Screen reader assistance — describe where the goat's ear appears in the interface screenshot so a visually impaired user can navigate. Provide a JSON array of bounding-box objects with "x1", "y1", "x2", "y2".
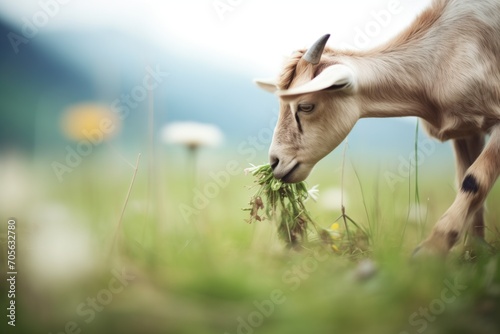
[
  {"x1": 254, "y1": 78, "x2": 278, "y2": 94},
  {"x1": 278, "y1": 65, "x2": 354, "y2": 96}
]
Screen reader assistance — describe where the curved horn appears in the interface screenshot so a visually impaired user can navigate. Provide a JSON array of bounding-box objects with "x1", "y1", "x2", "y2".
[{"x1": 302, "y1": 34, "x2": 330, "y2": 65}]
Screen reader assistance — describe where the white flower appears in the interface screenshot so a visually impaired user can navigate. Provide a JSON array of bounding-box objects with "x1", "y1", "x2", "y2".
[
  {"x1": 307, "y1": 184, "x2": 320, "y2": 202},
  {"x1": 161, "y1": 121, "x2": 223, "y2": 149}
]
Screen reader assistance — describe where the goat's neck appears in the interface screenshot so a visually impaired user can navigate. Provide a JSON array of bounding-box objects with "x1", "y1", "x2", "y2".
[{"x1": 347, "y1": 52, "x2": 435, "y2": 122}]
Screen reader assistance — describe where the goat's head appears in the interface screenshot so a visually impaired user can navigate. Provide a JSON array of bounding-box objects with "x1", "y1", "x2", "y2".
[{"x1": 255, "y1": 34, "x2": 359, "y2": 183}]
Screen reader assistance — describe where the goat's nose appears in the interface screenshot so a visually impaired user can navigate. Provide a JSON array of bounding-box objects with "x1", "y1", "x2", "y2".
[{"x1": 270, "y1": 154, "x2": 280, "y2": 171}]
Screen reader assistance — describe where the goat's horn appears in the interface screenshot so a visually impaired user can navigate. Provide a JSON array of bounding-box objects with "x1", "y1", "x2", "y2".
[{"x1": 302, "y1": 34, "x2": 330, "y2": 65}]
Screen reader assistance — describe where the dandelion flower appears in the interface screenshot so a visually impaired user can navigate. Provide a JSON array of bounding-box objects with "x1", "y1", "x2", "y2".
[
  {"x1": 161, "y1": 121, "x2": 223, "y2": 149},
  {"x1": 161, "y1": 122, "x2": 224, "y2": 200},
  {"x1": 61, "y1": 103, "x2": 120, "y2": 141}
]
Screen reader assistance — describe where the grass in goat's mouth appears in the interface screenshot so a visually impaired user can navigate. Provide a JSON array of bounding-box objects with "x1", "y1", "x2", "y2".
[
  {"x1": 244, "y1": 163, "x2": 317, "y2": 248},
  {"x1": 244, "y1": 163, "x2": 370, "y2": 254}
]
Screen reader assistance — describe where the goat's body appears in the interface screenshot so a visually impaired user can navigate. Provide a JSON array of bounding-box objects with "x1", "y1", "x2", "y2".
[
  {"x1": 354, "y1": 0, "x2": 500, "y2": 254},
  {"x1": 345, "y1": 0, "x2": 500, "y2": 141},
  {"x1": 256, "y1": 0, "x2": 500, "y2": 255},
  {"x1": 417, "y1": 0, "x2": 500, "y2": 140}
]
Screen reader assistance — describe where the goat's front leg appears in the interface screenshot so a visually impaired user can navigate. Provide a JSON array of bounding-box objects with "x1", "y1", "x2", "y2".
[
  {"x1": 452, "y1": 135, "x2": 486, "y2": 239},
  {"x1": 415, "y1": 126, "x2": 500, "y2": 256}
]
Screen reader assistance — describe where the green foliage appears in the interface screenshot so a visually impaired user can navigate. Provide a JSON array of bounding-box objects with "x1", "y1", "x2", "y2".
[
  {"x1": 244, "y1": 164, "x2": 319, "y2": 247},
  {"x1": 5, "y1": 152, "x2": 500, "y2": 334}
]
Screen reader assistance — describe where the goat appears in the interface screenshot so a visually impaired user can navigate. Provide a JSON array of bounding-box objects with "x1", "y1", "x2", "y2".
[{"x1": 254, "y1": 0, "x2": 500, "y2": 256}]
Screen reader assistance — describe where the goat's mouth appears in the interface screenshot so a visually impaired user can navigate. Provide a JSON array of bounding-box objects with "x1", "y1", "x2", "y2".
[
  {"x1": 270, "y1": 151, "x2": 315, "y2": 183},
  {"x1": 273, "y1": 161, "x2": 312, "y2": 184},
  {"x1": 280, "y1": 163, "x2": 301, "y2": 183}
]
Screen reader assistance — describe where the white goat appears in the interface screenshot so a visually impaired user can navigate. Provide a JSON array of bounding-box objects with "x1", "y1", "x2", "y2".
[{"x1": 255, "y1": 0, "x2": 500, "y2": 255}]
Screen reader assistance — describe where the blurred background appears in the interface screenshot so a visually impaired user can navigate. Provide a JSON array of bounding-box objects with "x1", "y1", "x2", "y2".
[
  {"x1": 0, "y1": 0, "x2": 440, "y2": 156},
  {"x1": 1, "y1": 1, "x2": 500, "y2": 334}
]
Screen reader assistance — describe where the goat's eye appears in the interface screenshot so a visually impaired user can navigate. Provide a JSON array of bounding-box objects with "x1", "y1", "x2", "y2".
[{"x1": 298, "y1": 104, "x2": 315, "y2": 113}]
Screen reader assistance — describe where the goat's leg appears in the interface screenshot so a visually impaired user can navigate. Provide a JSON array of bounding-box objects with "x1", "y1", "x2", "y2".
[
  {"x1": 452, "y1": 135, "x2": 486, "y2": 239},
  {"x1": 415, "y1": 126, "x2": 500, "y2": 256}
]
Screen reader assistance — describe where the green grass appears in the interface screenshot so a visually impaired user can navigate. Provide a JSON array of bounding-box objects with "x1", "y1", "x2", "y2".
[{"x1": 1, "y1": 146, "x2": 500, "y2": 334}]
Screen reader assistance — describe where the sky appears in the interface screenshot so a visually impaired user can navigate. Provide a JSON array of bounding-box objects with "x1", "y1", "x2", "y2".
[{"x1": 0, "y1": 0, "x2": 433, "y2": 74}]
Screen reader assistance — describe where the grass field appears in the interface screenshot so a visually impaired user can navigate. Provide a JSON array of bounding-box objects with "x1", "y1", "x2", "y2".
[{"x1": 1, "y1": 143, "x2": 500, "y2": 334}]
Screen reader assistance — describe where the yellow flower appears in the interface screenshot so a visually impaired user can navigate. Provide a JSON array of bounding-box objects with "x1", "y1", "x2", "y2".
[
  {"x1": 330, "y1": 222, "x2": 342, "y2": 240},
  {"x1": 61, "y1": 103, "x2": 120, "y2": 141}
]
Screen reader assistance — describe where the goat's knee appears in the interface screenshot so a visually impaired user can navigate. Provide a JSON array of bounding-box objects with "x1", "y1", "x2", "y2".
[
  {"x1": 415, "y1": 125, "x2": 500, "y2": 257},
  {"x1": 421, "y1": 176, "x2": 487, "y2": 253}
]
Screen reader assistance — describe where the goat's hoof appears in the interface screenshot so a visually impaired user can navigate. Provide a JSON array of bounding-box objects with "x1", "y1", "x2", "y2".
[{"x1": 412, "y1": 238, "x2": 449, "y2": 261}]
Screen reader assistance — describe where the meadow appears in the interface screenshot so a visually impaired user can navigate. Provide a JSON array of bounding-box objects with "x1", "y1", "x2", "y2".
[
  {"x1": 1, "y1": 135, "x2": 500, "y2": 334},
  {"x1": 2, "y1": 1, "x2": 500, "y2": 333}
]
